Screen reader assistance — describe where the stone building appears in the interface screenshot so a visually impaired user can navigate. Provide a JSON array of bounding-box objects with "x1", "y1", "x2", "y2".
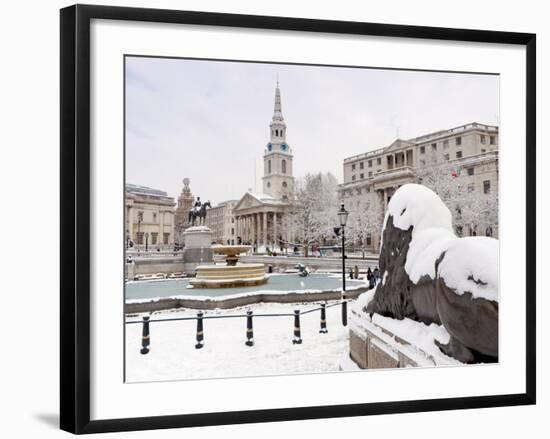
[
  {"x1": 174, "y1": 177, "x2": 195, "y2": 244},
  {"x1": 125, "y1": 184, "x2": 176, "y2": 250},
  {"x1": 204, "y1": 199, "x2": 238, "y2": 245},
  {"x1": 232, "y1": 81, "x2": 295, "y2": 250},
  {"x1": 339, "y1": 122, "x2": 499, "y2": 252}
]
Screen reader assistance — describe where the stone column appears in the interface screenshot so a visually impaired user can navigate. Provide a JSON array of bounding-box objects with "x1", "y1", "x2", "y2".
[
  {"x1": 254, "y1": 213, "x2": 260, "y2": 244},
  {"x1": 262, "y1": 212, "x2": 267, "y2": 246},
  {"x1": 273, "y1": 212, "x2": 278, "y2": 250},
  {"x1": 236, "y1": 216, "x2": 241, "y2": 242},
  {"x1": 159, "y1": 209, "x2": 164, "y2": 247},
  {"x1": 127, "y1": 206, "x2": 133, "y2": 243}
]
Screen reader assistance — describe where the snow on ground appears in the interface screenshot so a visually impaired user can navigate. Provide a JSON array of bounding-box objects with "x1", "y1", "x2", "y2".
[{"x1": 125, "y1": 300, "x2": 352, "y2": 382}]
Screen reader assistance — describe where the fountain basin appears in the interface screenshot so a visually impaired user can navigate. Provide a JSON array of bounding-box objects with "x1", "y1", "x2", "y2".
[{"x1": 189, "y1": 263, "x2": 268, "y2": 288}]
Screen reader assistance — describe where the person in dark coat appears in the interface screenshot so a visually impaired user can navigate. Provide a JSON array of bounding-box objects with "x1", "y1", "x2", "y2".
[
  {"x1": 373, "y1": 267, "x2": 381, "y2": 283},
  {"x1": 369, "y1": 275, "x2": 376, "y2": 289}
]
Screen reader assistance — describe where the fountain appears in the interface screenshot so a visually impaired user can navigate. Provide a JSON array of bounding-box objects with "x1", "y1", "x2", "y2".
[{"x1": 189, "y1": 245, "x2": 269, "y2": 288}]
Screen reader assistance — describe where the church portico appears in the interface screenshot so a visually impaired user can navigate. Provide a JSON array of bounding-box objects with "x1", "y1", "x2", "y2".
[{"x1": 234, "y1": 199, "x2": 287, "y2": 250}]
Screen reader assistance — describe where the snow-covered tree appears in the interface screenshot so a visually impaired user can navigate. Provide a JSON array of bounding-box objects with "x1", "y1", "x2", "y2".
[
  {"x1": 282, "y1": 172, "x2": 339, "y2": 256},
  {"x1": 346, "y1": 191, "x2": 384, "y2": 257},
  {"x1": 417, "y1": 163, "x2": 498, "y2": 236}
]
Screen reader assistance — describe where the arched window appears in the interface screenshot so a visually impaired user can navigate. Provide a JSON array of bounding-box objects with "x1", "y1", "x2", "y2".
[
  {"x1": 282, "y1": 159, "x2": 287, "y2": 174},
  {"x1": 275, "y1": 129, "x2": 278, "y2": 137},
  {"x1": 268, "y1": 160, "x2": 271, "y2": 173},
  {"x1": 282, "y1": 181, "x2": 287, "y2": 188}
]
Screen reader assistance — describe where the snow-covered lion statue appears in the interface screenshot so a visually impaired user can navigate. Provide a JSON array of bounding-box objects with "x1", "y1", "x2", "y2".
[{"x1": 365, "y1": 183, "x2": 498, "y2": 363}]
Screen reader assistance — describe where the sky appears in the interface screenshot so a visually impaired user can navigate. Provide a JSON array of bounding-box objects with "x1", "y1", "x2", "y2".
[{"x1": 125, "y1": 56, "x2": 499, "y2": 205}]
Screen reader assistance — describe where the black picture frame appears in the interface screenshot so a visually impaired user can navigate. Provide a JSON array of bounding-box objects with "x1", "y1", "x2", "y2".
[{"x1": 60, "y1": 4, "x2": 536, "y2": 434}]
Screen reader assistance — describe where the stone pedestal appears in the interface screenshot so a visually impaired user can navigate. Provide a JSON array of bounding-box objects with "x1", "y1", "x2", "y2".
[{"x1": 183, "y1": 226, "x2": 213, "y2": 275}]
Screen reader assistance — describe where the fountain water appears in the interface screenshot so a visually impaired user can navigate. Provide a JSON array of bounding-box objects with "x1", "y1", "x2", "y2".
[{"x1": 189, "y1": 245, "x2": 268, "y2": 288}]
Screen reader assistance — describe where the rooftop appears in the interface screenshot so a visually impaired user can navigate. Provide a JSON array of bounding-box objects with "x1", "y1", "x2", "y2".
[
  {"x1": 344, "y1": 122, "x2": 499, "y2": 163},
  {"x1": 126, "y1": 183, "x2": 169, "y2": 198}
]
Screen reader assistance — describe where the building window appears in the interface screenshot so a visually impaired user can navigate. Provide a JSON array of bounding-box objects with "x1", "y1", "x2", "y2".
[
  {"x1": 282, "y1": 159, "x2": 287, "y2": 173},
  {"x1": 377, "y1": 158, "x2": 381, "y2": 165},
  {"x1": 444, "y1": 153, "x2": 450, "y2": 161},
  {"x1": 360, "y1": 173, "x2": 364, "y2": 179},
  {"x1": 490, "y1": 135, "x2": 496, "y2": 145},
  {"x1": 480, "y1": 135, "x2": 486, "y2": 144},
  {"x1": 443, "y1": 139, "x2": 449, "y2": 148},
  {"x1": 468, "y1": 183, "x2": 475, "y2": 192},
  {"x1": 136, "y1": 232, "x2": 144, "y2": 245},
  {"x1": 368, "y1": 171, "x2": 372, "y2": 177},
  {"x1": 467, "y1": 167, "x2": 474, "y2": 176},
  {"x1": 352, "y1": 175, "x2": 356, "y2": 181},
  {"x1": 163, "y1": 233, "x2": 170, "y2": 244},
  {"x1": 431, "y1": 143, "x2": 437, "y2": 151},
  {"x1": 351, "y1": 164, "x2": 356, "y2": 171},
  {"x1": 368, "y1": 160, "x2": 372, "y2": 167},
  {"x1": 483, "y1": 180, "x2": 491, "y2": 194},
  {"x1": 360, "y1": 162, "x2": 364, "y2": 169},
  {"x1": 456, "y1": 136, "x2": 462, "y2": 146},
  {"x1": 282, "y1": 181, "x2": 287, "y2": 188},
  {"x1": 267, "y1": 182, "x2": 271, "y2": 188},
  {"x1": 456, "y1": 151, "x2": 463, "y2": 158},
  {"x1": 152, "y1": 212, "x2": 157, "y2": 222},
  {"x1": 420, "y1": 146, "x2": 425, "y2": 154},
  {"x1": 268, "y1": 160, "x2": 271, "y2": 173},
  {"x1": 282, "y1": 195, "x2": 288, "y2": 201},
  {"x1": 151, "y1": 232, "x2": 158, "y2": 245},
  {"x1": 231, "y1": 228, "x2": 234, "y2": 235},
  {"x1": 366, "y1": 233, "x2": 372, "y2": 246}
]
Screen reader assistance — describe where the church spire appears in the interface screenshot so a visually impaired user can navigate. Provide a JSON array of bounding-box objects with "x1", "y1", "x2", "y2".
[{"x1": 272, "y1": 79, "x2": 284, "y2": 123}]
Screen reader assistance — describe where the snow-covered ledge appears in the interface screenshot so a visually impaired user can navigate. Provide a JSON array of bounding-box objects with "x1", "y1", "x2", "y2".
[{"x1": 349, "y1": 291, "x2": 462, "y2": 369}]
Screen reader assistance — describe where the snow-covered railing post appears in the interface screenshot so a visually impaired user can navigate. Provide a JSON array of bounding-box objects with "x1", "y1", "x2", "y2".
[
  {"x1": 195, "y1": 311, "x2": 204, "y2": 349},
  {"x1": 341, "y1": 299, "x2": 348, "y2": 327},
  {"x1": 292, "y1": 309, "x2": 302, "y2": 344},
  {"x1": 245, "y1": 310, "x2": 254, "y2": 347},
  {"x1": 140, "y1": 315, "x2": 150, "y2": 355},
  {"x1": 319, "y1": 303, "x2": 328, "y2": 334}
]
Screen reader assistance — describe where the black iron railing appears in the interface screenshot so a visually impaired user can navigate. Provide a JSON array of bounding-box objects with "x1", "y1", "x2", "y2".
[{"x1": 126, "y1": 299, "x2": 349, "y2": 354}]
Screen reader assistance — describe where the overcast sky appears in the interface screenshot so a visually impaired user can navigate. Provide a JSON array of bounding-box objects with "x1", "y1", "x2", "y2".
[{"x1": 125, "y1": 56, "x2": 499, "y2": 205}]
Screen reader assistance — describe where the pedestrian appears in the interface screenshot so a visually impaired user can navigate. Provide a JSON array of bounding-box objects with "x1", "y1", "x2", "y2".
[
  {"x1": 369, "y1": 274, "x2": 376, "y2": 289},
  {"x1": 367, "y1": 267, "x2": 372, "y2": 281},
  {"x1": 349, "y1": 267, "x2": 354, "y2": 279},
  {"x1": 373, "y1": 267, "x2": 381, "y2": 283}
]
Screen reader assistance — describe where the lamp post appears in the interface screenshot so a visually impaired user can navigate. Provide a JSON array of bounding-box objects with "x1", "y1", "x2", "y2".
[
  {"x1": 137, "y1": 211, "x2": 143, "y2": 253},
  {"x1": 337, "y1": 202, "x2": 349, "y2": 326}
]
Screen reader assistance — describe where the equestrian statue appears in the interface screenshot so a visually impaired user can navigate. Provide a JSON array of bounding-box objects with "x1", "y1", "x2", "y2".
[{"x1": 188, "y1": 196, "x2": 211, "y2": 226}]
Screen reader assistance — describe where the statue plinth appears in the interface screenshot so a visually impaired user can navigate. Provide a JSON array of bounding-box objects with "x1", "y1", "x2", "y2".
[{"x1": 182, "y1": 226, "x2": 213, "y2": 274}]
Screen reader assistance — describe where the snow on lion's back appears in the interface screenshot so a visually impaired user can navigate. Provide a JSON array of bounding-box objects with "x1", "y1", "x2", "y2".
[
  {"x1": 437, "y1": 237, "x2": 499, "y2": 302},
  {"x1": 383, "y1": 183, "x2": 499, "y2": 302}
]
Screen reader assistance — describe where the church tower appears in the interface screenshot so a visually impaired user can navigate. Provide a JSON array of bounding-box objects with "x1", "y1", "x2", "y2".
[{"x1": 262, "y1": 81, "x2": 294, "y2": 201}]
